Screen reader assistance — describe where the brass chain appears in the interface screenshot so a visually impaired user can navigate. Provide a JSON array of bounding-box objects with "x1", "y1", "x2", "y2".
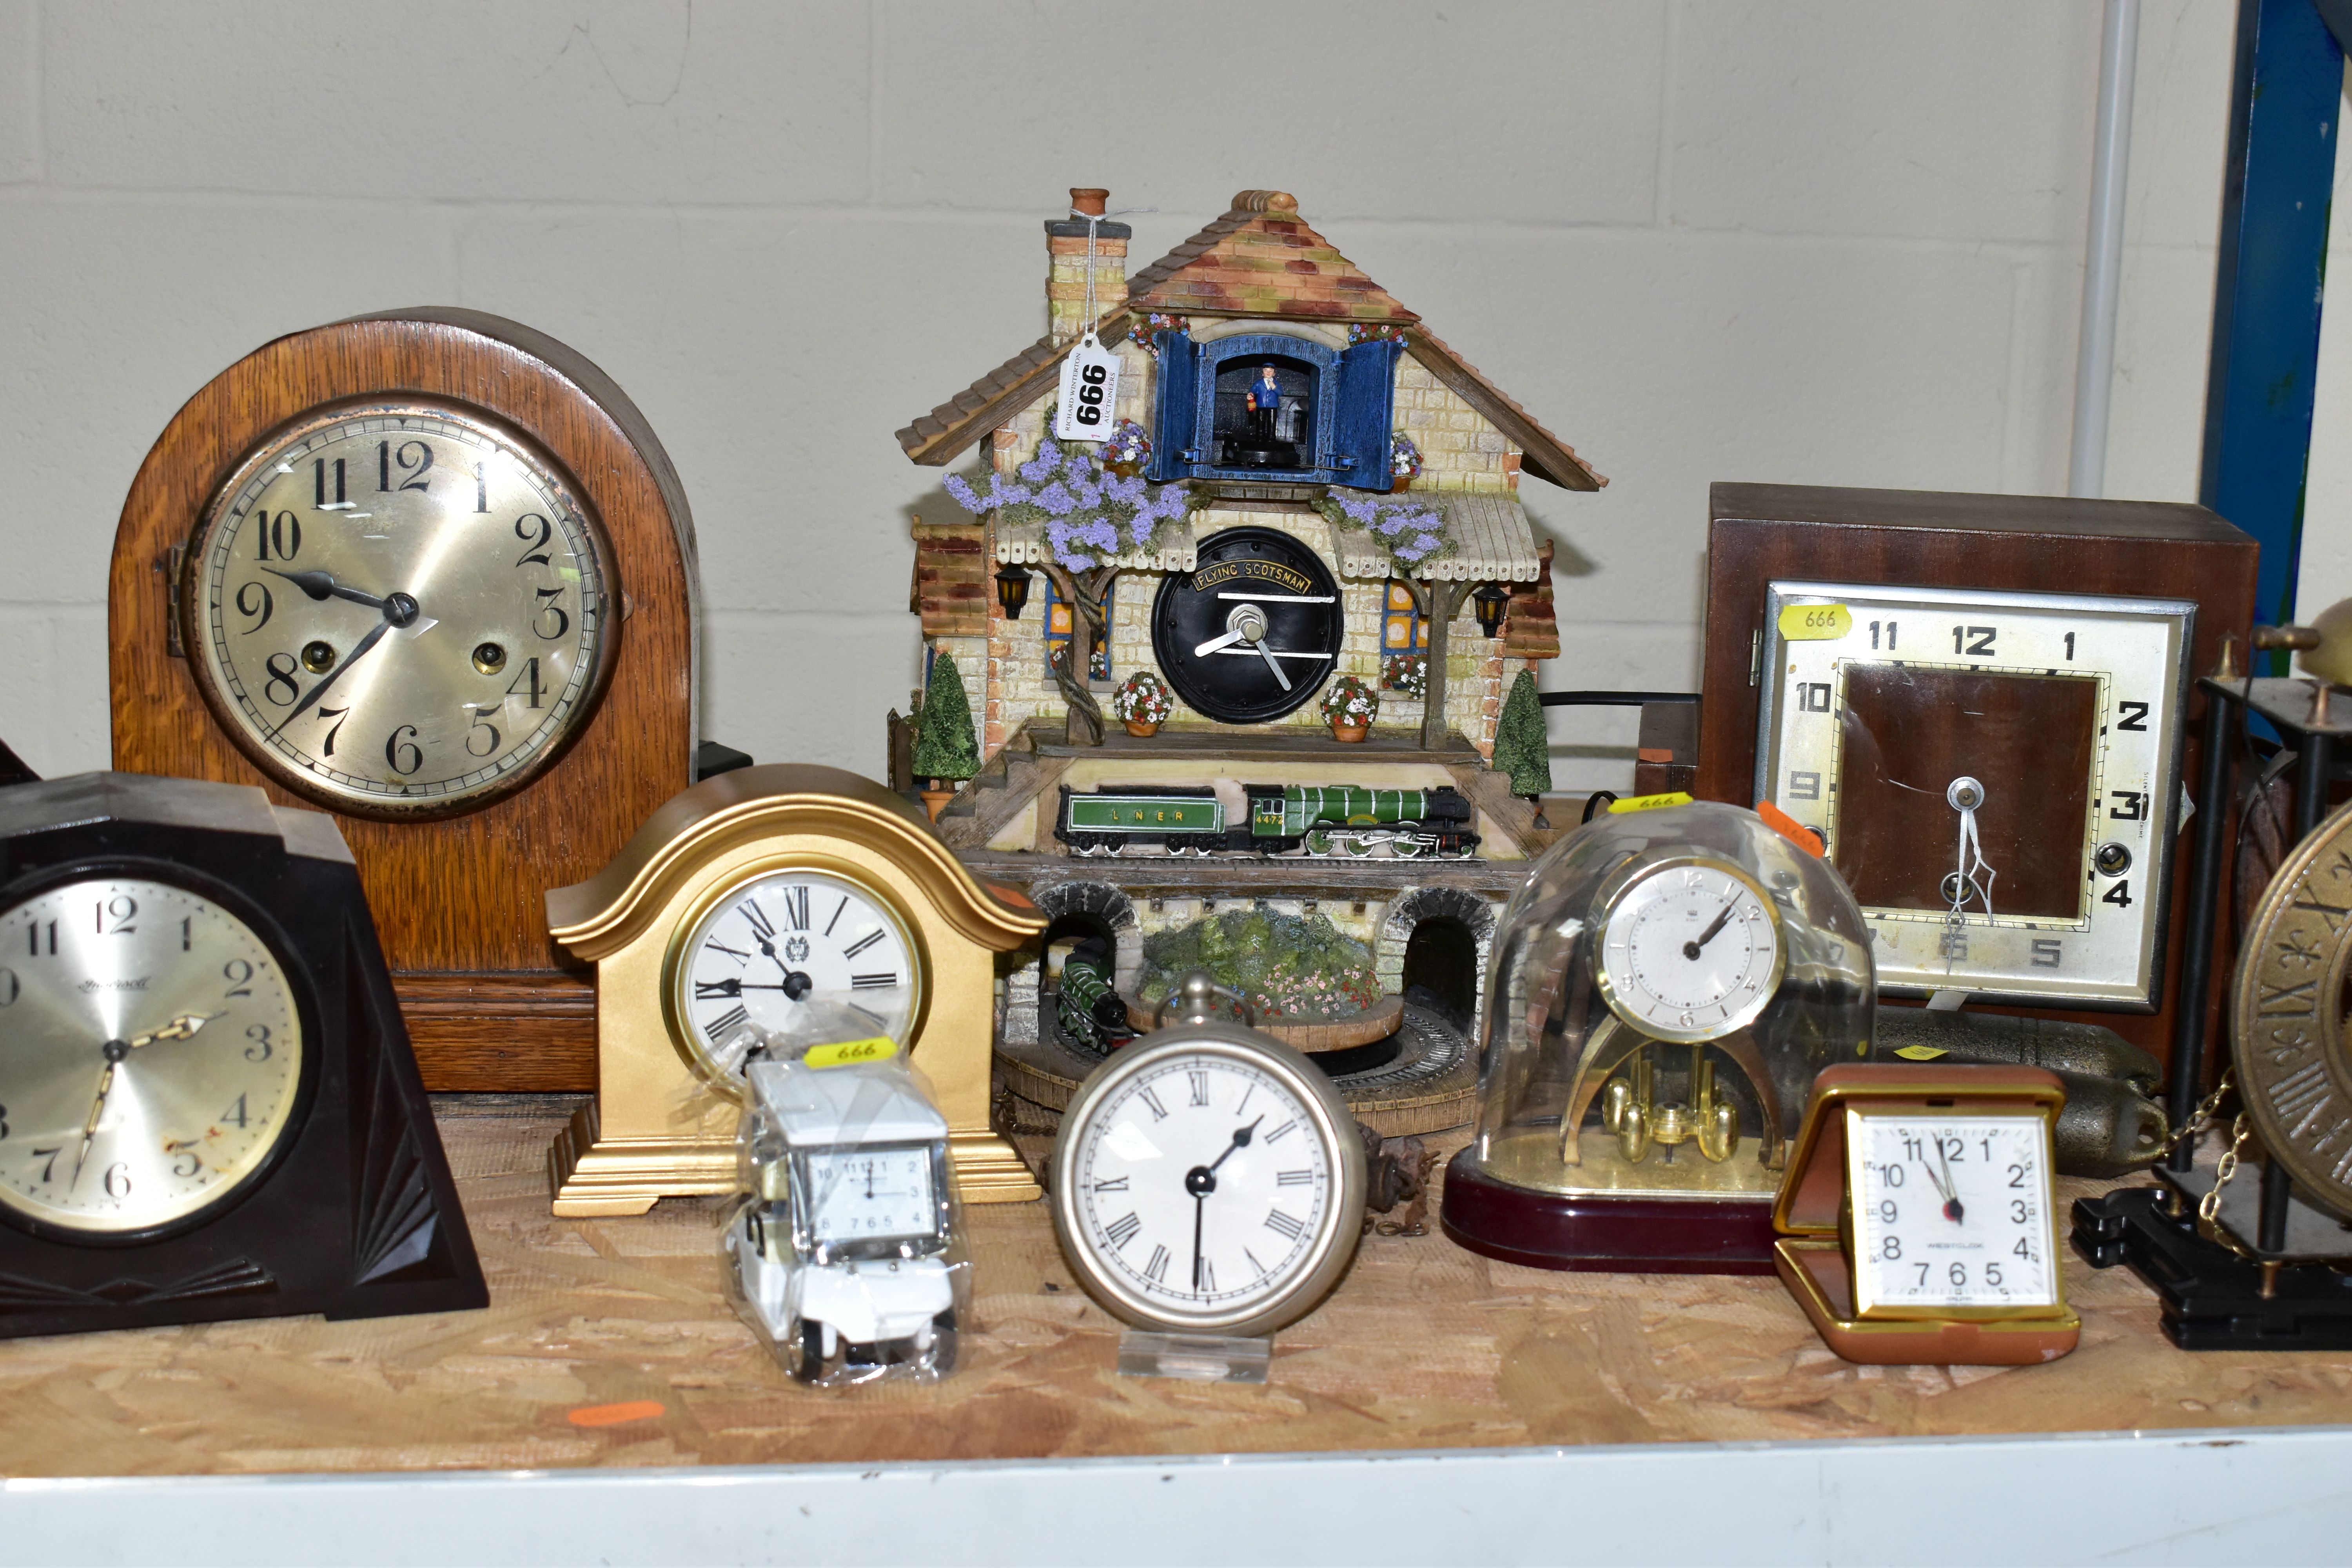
[
  {"x1": 2198, "y1": 1112, "x2": 2254, "y2": 1228},
  {"x1": 2164, "y1": 1071, "x2": 2234, "y2": 1159}
]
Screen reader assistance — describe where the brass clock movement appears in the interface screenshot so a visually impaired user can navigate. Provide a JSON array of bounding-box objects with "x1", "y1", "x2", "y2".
[
  {"x1": 109, "y1": 309, "x2": 699, "y2": 1093},
  {"x1": 545, "y1": 764, "x2": 1045, "y2": 1216}
]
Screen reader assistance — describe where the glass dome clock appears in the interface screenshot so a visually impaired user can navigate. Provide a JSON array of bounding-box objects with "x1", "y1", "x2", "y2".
[{"x1": 1441, "y1": 801, "x2": 1874, "y2": 1273}]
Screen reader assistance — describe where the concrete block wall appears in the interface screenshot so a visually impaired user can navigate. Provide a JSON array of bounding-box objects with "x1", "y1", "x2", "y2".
[{"x1": 0, "y1": 2, "x2": 2238, "y2": 792}]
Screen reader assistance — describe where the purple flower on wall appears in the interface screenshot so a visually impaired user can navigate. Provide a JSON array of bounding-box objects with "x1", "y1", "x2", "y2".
[{"x1": 945, "y1": 432, "x2": 1198, "y2": 571}]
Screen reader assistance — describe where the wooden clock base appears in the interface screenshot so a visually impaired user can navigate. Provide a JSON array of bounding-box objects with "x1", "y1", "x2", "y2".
[{"x1": 1438, "y1": 1149, "x2": 1779, "y2": 1274}]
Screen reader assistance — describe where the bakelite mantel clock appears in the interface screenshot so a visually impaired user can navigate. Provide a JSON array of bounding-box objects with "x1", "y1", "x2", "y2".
[
  {"x1": 545, "y1": 765, "x2": 1046, "y2": 1216},
  {"x1": 109, "y1": 309, "x2": 699, "y2": 1092}
]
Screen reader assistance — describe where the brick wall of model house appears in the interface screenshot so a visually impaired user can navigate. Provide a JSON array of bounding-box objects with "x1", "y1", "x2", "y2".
[{"x1": 944, "y1": 338, "x2": 1521, "y2": 763}]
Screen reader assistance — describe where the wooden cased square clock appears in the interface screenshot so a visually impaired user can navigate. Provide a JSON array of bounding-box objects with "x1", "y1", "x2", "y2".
[
  {"x1": 1698, "y1": 484, "x2": 2257, "y2": 1055},
  {"x1": 108, "y1": 310, "x2": 699, "y2": 1091}
]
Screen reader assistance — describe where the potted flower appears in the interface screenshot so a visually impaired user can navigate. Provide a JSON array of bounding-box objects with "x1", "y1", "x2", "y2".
[
  {"x1": 1381, "y1": 652, "x2": 1428, "y2": 699},
  {"x1": 1320, "y1": 674, "x2": 1379, "y2": 742},
  {"x1": 1389, "y1": 433, "x2": 1422, "y2": 491},
  {"x1": 1111, "y1": 669, "x2": 1174, "y2": 738}
]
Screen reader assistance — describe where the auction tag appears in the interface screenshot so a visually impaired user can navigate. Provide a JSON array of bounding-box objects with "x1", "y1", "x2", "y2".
[
  {"x1": 1777, "y1": 603, "x2": 1852, "y2": 641},
  {"x1": 1054, "y1": 332, "x2": 1122, "y2": 443},
  {"x1": 1607, "y1": 791, "x2": 1694, "y2": 815},
  {"x1": 1893, "y1": 1045, "x2": 1950, "y2": 1062},
  {"x1": 805, "y1": 1037, "x2": 898, "y2": 1069}
]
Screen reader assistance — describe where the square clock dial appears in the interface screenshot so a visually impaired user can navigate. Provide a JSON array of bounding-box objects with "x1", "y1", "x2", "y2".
[
  {"x1": 1756, "y1": 582, "x2": 2193, "y2": 1009},
  {"x1": 1846, "y1": 1110, "x2": 2059, "y2": 1318}
]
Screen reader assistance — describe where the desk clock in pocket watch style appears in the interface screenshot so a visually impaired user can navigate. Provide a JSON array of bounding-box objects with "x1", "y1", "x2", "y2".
[{"x1": 0, "y1": 773, "x2": 483, "y2": 1339}]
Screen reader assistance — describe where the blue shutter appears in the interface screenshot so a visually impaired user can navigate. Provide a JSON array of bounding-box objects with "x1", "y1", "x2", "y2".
[
  {"x1": 1147, "y1": 328, "x2": 1199, "y2": 482},
  {"x1": 1331, "y1": 336, "x2": 1402, "y2": 490}
]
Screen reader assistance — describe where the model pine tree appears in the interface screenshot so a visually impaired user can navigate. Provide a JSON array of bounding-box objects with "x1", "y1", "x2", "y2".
[
  {"x1": 1492, "y1": 669, "x2": 1552, "y2": 802},
  {"x1": 912, "y1": 655, "x2": 980, "y2": 784}
]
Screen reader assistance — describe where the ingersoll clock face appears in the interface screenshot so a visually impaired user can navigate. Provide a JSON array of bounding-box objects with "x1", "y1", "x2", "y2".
[
  {"x1": 189, "y1": 407, "x2": 612, "y2": 815},
  {"x1": 802, "y1": 1146, "x2": 939, "y2": 1245},
  {"x1": 1846, "y1": 1112, "x2": 2058, "y2": 1316},
  {"x1": 1068, "y1": 1048, "x2": 1337, "y2": 1326},
  {"x1": 1151, "y1": 526, "x2": 1344, "y2": 724},
  {"x1": 1756, "y1": 583, "x2": 2192, "y2": 1007},
  {"x1": 676, "y1": 869, "x2": 924, "y2": 1085},
  {"x1": 1595, "y1": 857, "x2": 1783, "y2": 1043},
  {"x1": 0, "y1": 877, "x2": 304, "y2": 1234}
]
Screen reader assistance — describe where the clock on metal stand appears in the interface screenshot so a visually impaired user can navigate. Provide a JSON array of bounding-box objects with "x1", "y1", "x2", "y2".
[{"x1": 0, "y1": 773, "x2": 484, "y2": 1339}]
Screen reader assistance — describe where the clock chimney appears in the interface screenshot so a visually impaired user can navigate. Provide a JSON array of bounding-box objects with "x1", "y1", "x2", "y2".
[{"x1": 1046, "y1": 187, "x2": 1129, "y2": 347}]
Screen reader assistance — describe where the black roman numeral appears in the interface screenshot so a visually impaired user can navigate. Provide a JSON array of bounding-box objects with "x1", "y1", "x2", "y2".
[
  {"x1": 705, "y1": 938, "x2": 749, "y2": 960},
  {"x1": 695, "y1": 979, "x2": 742, "y2": 999},
  {"x1": 1244, "y1": 1247, "x2": 1269, "y2": 1278},
  {"x1": 1196, "y1": 1257, "x2": 1216, "y2": 1292},
  {"x1": 1145, "y1": 1244, "x2": 1171, "y2": 1283},
  {"x1": 1188, "y1": 1069, "x2": 1210, "y2": 1107},
  {"x1": 704, "y1": 1004, "x2": 750, "y2": 1038},
  {"x1": 1264, "y1": 1208, "x2": 1305, "y2": 1240},
  {"x1": 1276, "y1": 1169, "x2": 1314, "y2": 1185},
  {"x1": 851, "y1": 972, "x2": 899, "y2": 989},
  {"x1": 843, "y1": 930, "x2": 884, "y2": 960},
  {"x1": 1263, "y1": 1119, "x2": 1297, "y2": 1143},
  {"x1": 1103, "y1": 1212, "x2": 1141, "y2": 1249},
  {"x1": 826, "y1": 897, "x2": 848, "y2": 936},
  {"x1": 1091, "y1": 1176, "x2": 1129, "y2": 1192},
  {"x1": 782, "y1": 886, "x2": 810, "y2": 930},
  {"x1": 741, "y1": 900, "x2": 776, "y2": 941},
  {"x1": 1138, "y1": 1087, "x2": 1169, "y2": 1122}
]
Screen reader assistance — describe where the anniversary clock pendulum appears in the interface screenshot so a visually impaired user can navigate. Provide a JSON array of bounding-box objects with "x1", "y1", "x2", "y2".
[
  {"x1": 109, "y1": 309, "x2": 699, "y2": 1092},
  {"x1": 0, "y1": 773, "x2": 483, "y2": 1339}
]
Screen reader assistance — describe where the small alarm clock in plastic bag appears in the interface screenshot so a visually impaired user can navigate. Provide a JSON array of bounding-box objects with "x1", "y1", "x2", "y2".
[{"x1": 721, "y1": 1027, "x2": 972, "y2": 1387}]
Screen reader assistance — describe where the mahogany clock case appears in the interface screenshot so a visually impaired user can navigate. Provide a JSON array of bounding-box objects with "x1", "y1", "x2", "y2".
[
  {"x1": 0, "y1": 773, "x2": 485, "y2": 1341},
  {"x1": 108, "y1": 310, "x2": 699, "y2": 1093},
  {"x1": 1697, "y1": 483, "x2": 2258, "y2": 1056}
]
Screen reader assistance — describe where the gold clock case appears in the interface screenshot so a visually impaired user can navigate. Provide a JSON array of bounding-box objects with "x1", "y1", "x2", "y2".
[
  {"x1": 1771, "y1": 1063, "x2": 2079, "y2": 1365},
  {"x1": 545, "y1": 764, "x2": 1046, "y2": 1216}
]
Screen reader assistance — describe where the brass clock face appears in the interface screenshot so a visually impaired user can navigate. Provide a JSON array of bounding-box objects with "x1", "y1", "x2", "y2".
[
  {"x1": 185, "y1": 405, "x2": 615, "y2": 818},
  {"x1": 0, "y1": 876, "x2": 305, "y2": 1235},
  {"x1": 669, "y1": 867, "x2": 926, "y2": 1096},
  {"x1": 2234, "y1": 802, "x2": 2352, "y2": 1222},
  {"x1": 1755, "y1": 582, "x2": 2192, "y2": 1008}
]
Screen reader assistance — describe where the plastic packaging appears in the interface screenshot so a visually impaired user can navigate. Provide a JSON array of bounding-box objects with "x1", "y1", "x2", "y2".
[{"x1": 720, "y1": 1026, "x2": 971, "y2": 1386}]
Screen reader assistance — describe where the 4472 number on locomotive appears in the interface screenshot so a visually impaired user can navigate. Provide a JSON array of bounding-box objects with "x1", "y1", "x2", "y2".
[{"x1": 1055, "y1": 782, "x2": 1478, "y2": 859}]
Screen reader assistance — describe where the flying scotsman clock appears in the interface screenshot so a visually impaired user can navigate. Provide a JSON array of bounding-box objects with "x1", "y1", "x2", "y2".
[
  {"x1": 1151, "y1": 526, "x2": 1345, "y2": 725},
  {"x1": 109, "y1": 309, "x2": 699, "y2": 1092}
]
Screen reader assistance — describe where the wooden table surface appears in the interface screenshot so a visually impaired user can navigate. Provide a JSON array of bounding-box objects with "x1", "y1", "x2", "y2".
[{"x1": 1, "y1": 1096, "x2": 2347, "y2": 1478}]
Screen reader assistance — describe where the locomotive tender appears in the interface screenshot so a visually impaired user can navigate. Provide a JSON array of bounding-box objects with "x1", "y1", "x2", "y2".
[{"x1": 1056, "y1": 782, "x2": 1478, "y2": 858}]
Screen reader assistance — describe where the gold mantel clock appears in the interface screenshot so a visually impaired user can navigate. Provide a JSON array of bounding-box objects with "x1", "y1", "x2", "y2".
[{"x1": 546, "y1": 764, "x2": 1046, "y2": 1216}]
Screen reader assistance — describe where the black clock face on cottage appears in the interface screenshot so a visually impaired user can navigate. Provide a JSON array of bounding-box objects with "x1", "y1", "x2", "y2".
[{"x1": 1151, "y1": 526, "x2": 1344, "y2": 724}]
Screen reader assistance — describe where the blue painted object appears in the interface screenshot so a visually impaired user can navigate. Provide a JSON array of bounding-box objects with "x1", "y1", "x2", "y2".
[
  {"x1": 1145, "y1": 330, "x2": 1399, "y2": 488},
  {"x1": 2200, "y1": 0, "x2": 2343, "y2": 650}
]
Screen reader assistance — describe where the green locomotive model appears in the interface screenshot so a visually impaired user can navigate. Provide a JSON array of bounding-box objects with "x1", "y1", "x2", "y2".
[{"x1": 1055, "y1": 782, "x2": 1478, "y2": 858}]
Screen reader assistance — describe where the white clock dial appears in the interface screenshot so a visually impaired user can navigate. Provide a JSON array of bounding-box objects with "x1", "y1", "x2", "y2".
[
  {"x1": 1756, "y1": 581, "x2": 2192, "y2": 1007},
  {"x1": 1595, "y1": 858, "x2": 1783, "y2": 1042},
  {"x1": 1847, "y1": 1112, "x2": 2058, "y2": 1316},
  {"x1": 1067, "y1": 1051, "x2": 1338, "y2": 1327},
  {"x1": 0, "y1": 878, "x2": 304, "y2": 1234},
  {"x1": 190, "y1": 407, "x2": 611, "y2": 815},
  {"x1": 674, "y1": 869, "x2": 923, "y2": 1087},
  {"x1": 802, "y1": 1146, "x2": 939, "y2": 1245}
]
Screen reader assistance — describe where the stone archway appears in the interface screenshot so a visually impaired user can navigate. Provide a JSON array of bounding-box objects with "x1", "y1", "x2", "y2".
[
  {"x1": 1000, "y1": 880, "x2": 1142, "y2": 1048},
  {"x1": 1374, "y1": 887, "x2": 1498, "y2": 1038}
]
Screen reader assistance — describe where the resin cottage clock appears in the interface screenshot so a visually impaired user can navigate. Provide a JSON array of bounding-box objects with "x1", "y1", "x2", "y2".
[
  {"x1": 109, "y1": 310, "x2": 699, "y2": 1091},
  {"x1": 894, "y1": 190, "x2": 1609, "y2": 1143}
]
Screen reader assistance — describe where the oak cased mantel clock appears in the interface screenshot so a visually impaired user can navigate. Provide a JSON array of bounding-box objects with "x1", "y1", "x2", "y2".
[
  {"x1": 109, "y1": 309, "x2": 699, "y2": 1092},
  {"x1": 545, "y1": 764, "x2": 1047, "y2": 1217},
  {"x1": 1699, "y1": 484, "x2": 2258, "y2": 1056},
  {"x1": 0, "y1": 773, "x2": 485, "y2": 1339}
]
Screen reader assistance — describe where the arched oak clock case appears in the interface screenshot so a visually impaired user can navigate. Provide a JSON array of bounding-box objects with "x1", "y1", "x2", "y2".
[{"x1": 109, "y1": 310, "x2": 699, "y2": 1092}]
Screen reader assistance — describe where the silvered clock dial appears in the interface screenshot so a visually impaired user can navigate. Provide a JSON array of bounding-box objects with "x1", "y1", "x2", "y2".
[
  {"x1": 185, "y1": 406, "x2": 615, "y2": 818},
  {"x1": 0, "y1": 875, "x2": 304, "y2": 1234},
  {"x1": 1755, "y1": 581, "x2": 2192, "y2": 1009}
]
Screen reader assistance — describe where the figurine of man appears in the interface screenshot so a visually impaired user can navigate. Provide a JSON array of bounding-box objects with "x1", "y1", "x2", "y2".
[{"x1": 1246, "y1": 364, "x2": 1281, "y2": 445}]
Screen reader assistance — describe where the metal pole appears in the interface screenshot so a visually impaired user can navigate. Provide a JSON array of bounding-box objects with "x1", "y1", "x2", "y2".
[{"x1": 2071, "y1": 0, "x2": 2140, "y2": 498}]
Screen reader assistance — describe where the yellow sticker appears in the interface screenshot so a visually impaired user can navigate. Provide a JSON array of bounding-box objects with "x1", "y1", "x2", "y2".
[
  {"x1": 1607, "y1": 791, "x2": 1694, "y2": 815},
  {"x1": 1777, "y1": 603, "x2": 1853, "y2": 642},
  {"x1": 805, "y1": 1037, "x2": 899, "y2": 1069},
  {"x1": 1892, "y1": 1044, "x2": 1949, "y2": 1062}
]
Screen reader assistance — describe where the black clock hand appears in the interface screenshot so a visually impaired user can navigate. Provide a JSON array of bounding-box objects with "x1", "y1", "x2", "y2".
[
  {"x1": 261, "y1": 567, "x2": 389, "y2": 612},
  {"x1": 1935, "y1": 1142, "x2": 1964, "y2": 1223},
  {"x1": 265, "y1": 590, "x2": 420, "y2": 737},
  {"x1": 1192, "y1": 1189, "x2": 1207, "y2": 1291},
  {"x1": 1207, "y1": 1116, "x2": 1264, "y2": 1175},
  {"x1": 1683, "y1": 898, "x2": 1741, "y2": 960}
]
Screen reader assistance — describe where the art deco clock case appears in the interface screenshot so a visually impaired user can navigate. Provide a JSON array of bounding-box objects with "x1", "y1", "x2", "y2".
[
  {"x1": 1699, "y1": 483, "x2": 2257, "y2": 1055},
  {"x1": 109, "y1": 309, "x2": 699, "y2": 1094},
  {"x1": 0, "y1": 773, "x2": 484, "y2": 1340},
  {"x1": 1440, "y1": 801, "x2": 1874, "y2": 1274},
  {"x1": 544, "y1": 764, "x2": 1045, "y2": 1218}
]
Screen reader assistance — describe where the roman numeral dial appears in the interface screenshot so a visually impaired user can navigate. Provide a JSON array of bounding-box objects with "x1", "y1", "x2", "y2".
[
  {"x1": 1056, "y1": 1044, "x2": 1362, "y2": 1337},
  {"x1": 673, "y1": 868, "x2": 924, "y2": 1091}
]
